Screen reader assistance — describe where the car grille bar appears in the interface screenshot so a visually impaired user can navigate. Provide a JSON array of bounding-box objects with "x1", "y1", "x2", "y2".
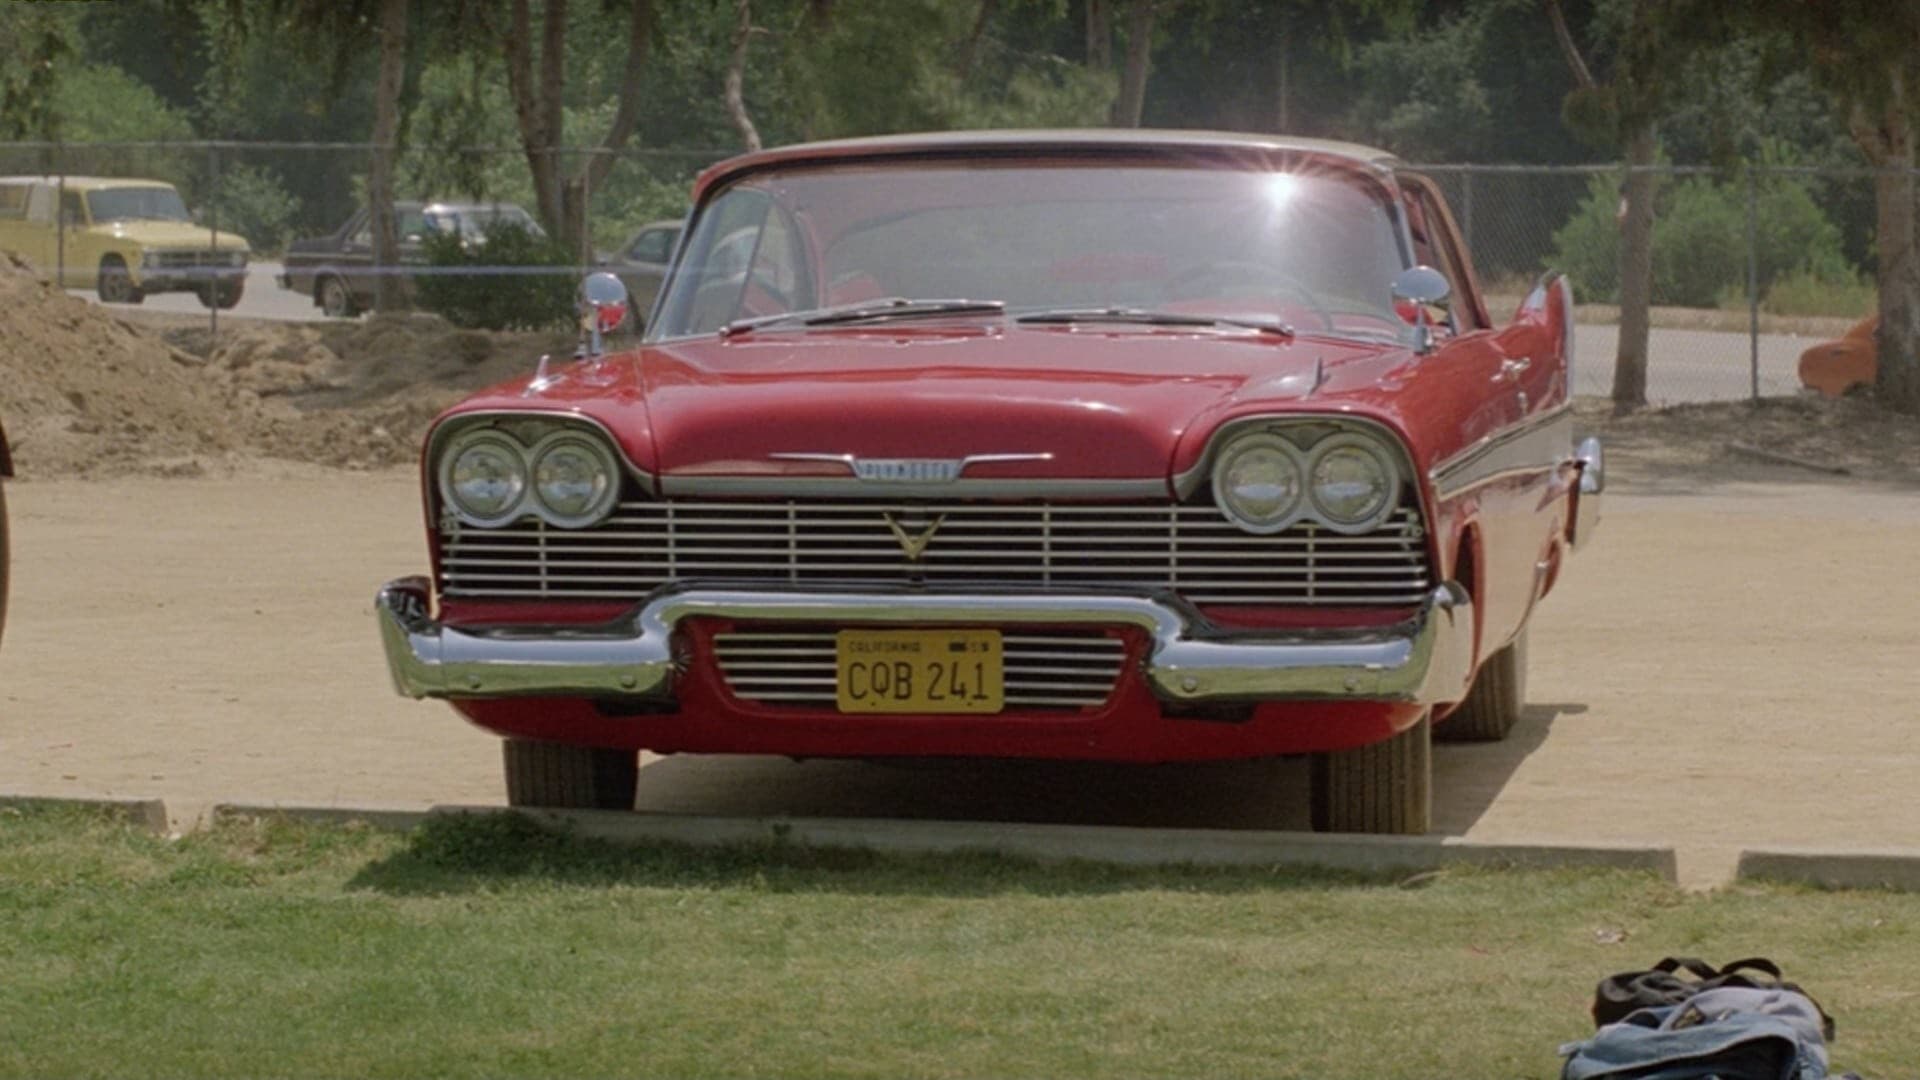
[
  {"x1": 439, "y1": 500, "x2": 1432, "y2": 606},
  {"x1": 441, "y1": 499, "x2": 1436, "y2": 607},
  {"x1": 152, "y1": 250, "x2": 234, "y2": 268},
  {"x1": 713, "y1": 631, "x2": 1128, "y2": 710}
]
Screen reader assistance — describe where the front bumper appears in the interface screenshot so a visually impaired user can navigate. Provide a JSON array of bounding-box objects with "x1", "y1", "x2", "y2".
[{"x1": 376, "y1": 578, "x2": 1475, "y2": 708}]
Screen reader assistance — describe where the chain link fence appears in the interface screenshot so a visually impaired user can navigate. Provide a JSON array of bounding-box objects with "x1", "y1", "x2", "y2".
[{"x1": 0, "y1": 142, "x2": 1888, "y2": 403}]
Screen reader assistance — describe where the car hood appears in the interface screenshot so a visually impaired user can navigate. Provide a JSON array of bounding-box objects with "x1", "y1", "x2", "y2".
[
  {"x1": 100, "y1": 220, "x2": 250, "y2": 252},
  {"x1": 450, "y1": 325, "x2": 1419, "y2": 487}
]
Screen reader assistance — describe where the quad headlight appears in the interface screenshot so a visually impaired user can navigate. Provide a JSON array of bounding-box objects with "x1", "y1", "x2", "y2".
[
  {"x1": 528, "y1": 431, "x2": 619, "y2": 527},
  {"x1": 1211, "y1": 433, "x2": 1307, "y2": 533},
  {"x1": 1306, "y1": 433, "x2": 1398, "y2": 532},
  {"x1": 1210, "y1": 425, "x2": 1403, "y2": 535},
  {"x1": 437, "y1": 424, "x2": 622, "y2": 529}
]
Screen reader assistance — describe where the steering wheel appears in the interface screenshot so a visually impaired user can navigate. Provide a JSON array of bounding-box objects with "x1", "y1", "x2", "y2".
[{"x1": 1164, "y1": 260, "x2": 1335, "y2": 331}]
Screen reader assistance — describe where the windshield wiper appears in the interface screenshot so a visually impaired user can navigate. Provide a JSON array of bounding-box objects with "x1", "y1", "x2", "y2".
[
  {"x1": 1015, "y1": 307, "x2": 1294, "y2": 340},
  {"x1": 722, "y1": 297, "x2": 1005, "y2": 337}
]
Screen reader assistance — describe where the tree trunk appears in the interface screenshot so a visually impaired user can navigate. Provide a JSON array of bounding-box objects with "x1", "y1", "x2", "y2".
[
  {"x1": 1611, "y1": 125, "x2": 1656, "y2": 412},
  {"x1": 724, "y1": 0, "x2": 762, "y2": 152},
  {"x1": 1857, "y1": 85, "x2": 1920, "y2": 413},
  {"x1": 367, "y1": 0, "x2": 409, "y2": 313},
  {"x1": 957, "y1": 0, "x2": 998, "y2": 79},
  {"x1": 503, "y1": 0, "x2": 562, "y2": 236},
  {"x1": 501, "y1": 0, "x2": 652, "y2": 256},
  {"x1": 1085, "y1": 0, "x2": 1111, "y2": 71},
  {"x1": 1112, "y1": 0, "x2": 1153, "y2": 127}
]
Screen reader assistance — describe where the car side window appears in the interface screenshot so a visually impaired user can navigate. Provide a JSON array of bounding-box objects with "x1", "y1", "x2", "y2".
[
  {"x1": 59, "y1": 191, "x2": 85, "y2": 228},
  {"x1": 1402, "y1": 180, "x2": 1485, "y2": 332},
  {"x1": 0, "y1": 184, "x2": 27, "y2": 220},
  {"x1": 629, "y1": 228, "x2": 674, "y2": 264}
]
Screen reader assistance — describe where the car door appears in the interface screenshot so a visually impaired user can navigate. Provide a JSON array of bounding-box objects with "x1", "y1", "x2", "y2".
[
  {"x1": 621, "y1": 225, "x2": 679, "y2": 315},
  {"x1": 1401, "y1": 173, "x2": 1560, "y2": 658},
  {"x1": 339, "y1": 210, "x2": 377, "y2": 301}
]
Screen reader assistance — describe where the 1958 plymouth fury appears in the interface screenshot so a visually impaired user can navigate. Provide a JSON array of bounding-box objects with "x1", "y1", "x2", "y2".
[{"x1": 375, "y1": 131, "x2": 1603, "y2": 834}]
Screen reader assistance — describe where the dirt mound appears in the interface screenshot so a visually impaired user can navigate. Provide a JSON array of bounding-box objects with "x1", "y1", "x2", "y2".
[
  {"x1": 1584, "y1": 394, "x2": 1920, "y2": 489},
  {"x1": 0, "y1": 254, "x2": 256, "y2": 477},
  {"x1": 0, "y1": 257, "x2": 573, "y2": 478}
]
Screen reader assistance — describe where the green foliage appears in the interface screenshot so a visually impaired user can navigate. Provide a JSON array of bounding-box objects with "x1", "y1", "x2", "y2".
[
  {"x1": 414, "y1": 221, "x2": 577, "y2": 332},
  {"x1": 1550, "y1": 171, "x2": 1857, "y2": 307},
  {"x1": 1351, "y1": 10, "x2": 1494, "y2": 161},
  {"x1": 206, "y1": 162, "x2": 301, "y2": 255},
  {"x1": 42, "y1": 62, "x2": 196, "y2": 187},
  {"x1": 782, "y1": 0, "x2": 1111, "y2": 139},
  {"x1": 1756, "y1": 267, "x2": 1878, "y2": 319},
  {"x1": 0, "y1": 4, "x2": 78, "y2": 141}
]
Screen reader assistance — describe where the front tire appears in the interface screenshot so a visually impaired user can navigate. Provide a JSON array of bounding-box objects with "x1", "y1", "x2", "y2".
[
  {"x1": 1310, "y1": 712, "x2": 1432, "y2": 835},
  {"x1": 97, "y1": 257, "x2": 144, "y2": 304},
  {"x1": 1434, "y1": 630, "x2": 1528, "y2": 743},
  {"x1": 317, "y1": 273, "x2": 358, "y2": 318},
  {"x1": 503, "y1": 739, "x2": 638, "y2": 810},
  {"x1": 197, "y1": 280, "x2": 245, "y2": 310}
]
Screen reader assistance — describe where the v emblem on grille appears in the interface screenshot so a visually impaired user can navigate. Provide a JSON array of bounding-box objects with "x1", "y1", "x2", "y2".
[{"x1": 884, "y1": 512, "x2": 946, "y2": 562}]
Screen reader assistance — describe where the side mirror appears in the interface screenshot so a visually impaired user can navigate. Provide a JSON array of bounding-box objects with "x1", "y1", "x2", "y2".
[
  {"x1": 1391, "y1": 266, "x2": 1452, "y2": 353},
  {"x1": 577, "y1": 271, "x2": 630, "y2": 359}
]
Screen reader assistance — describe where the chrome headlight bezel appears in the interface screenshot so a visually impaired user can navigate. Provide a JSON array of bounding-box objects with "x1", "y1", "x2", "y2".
[
  {"x1": 527, "y1": 430, "x2": 621, "y2": 528},
  {"x1": 438, "y1": 429, "x2": 530, "y2": 528},
  {"x1": 1305, "y1": 432, "x2": 1400, "y2": 534},
  {"x1": 1211, "y1": 432, "x2": 1310, "y2": 534}
]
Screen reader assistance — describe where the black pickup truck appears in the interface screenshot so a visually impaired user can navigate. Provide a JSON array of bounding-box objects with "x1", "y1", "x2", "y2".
[{"x1": 277, "y1": 200, "x2": 543, "y2": 317}]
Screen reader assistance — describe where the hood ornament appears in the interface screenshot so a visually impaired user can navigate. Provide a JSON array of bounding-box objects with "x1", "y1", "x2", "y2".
[
  {"x1": 770, "y1": 452, "x2": 1052, "y2": 483},
  {"x1": 884, "y1": 512, "x2": 946, "y2": 561}
]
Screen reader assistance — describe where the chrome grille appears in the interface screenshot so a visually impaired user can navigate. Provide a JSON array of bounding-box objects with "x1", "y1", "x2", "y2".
[
  {"x1": 714, "y1": 631, "x2": 1128, "y2": 710},
  {"x1": 439, "y1": 500, "x2": 1431, "y2": 605},
  {"x1": 153, "y1": 250, "x2": 234, "y2": 269}
]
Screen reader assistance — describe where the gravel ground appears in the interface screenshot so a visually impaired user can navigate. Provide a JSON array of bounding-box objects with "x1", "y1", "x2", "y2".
[{"x1": 1, "y1": 455, "x2": 1914, "y2": 888}]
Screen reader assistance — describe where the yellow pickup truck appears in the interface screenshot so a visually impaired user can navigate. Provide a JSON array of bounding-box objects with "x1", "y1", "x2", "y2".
[{"x1": 0, "y1": 176, "x2": 250, "y2": 308}]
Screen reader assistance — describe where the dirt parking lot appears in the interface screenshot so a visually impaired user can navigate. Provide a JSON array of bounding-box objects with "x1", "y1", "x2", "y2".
[{"x1": 2, "y1": 455, "x2": 1916, "y2": 886}]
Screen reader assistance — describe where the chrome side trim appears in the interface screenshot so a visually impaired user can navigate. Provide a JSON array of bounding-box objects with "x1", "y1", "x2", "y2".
[
  {"x1": 376, "y1": 578, "x2": 1474, "y2": 706},
  {"x1": 657, "y1": 475, "x2": 1168, "y2": 499},
  {"x1": 1428, "y1": 404, "x2": 1573, "y2": 501},
  {"x1": 1569, "y1": 436, "x2": 1603, "y2": 552}
]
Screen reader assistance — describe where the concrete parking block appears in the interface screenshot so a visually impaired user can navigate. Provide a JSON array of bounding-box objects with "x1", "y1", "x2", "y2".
[
  {"x1": 432, "y1": 806, "x2": 1678, "y2": 881},
  {"x1": 212, "y1": 803, "x2": 432, "y2": 831},
  {"x1": 0, "y1": 794, "x2": 169, "y2": 832},
  {"x1": 1737, "y1": 848, "x2": 1920, "y2": 892}
]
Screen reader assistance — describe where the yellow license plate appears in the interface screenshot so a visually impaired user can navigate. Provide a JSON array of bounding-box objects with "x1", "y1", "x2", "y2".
[{"x1": 836, "y1": 629, "x2": 1004, "y2": 714}]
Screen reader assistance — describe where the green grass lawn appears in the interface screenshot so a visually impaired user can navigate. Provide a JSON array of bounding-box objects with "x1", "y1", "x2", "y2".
[{"x1": 2, "y1": 804, "x2": 1915, "y2": 1078}]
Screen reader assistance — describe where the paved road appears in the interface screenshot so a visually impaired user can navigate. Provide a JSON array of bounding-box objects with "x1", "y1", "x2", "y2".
[
  {"x1": 65, "y1": 260, "x2": 319, "y2": 322},
  {"x1": 65, "y1": 268, "x2": 1818, "y2": 404},
  {"x1": 1571, "y1": 323, "x2": 1808, "y2": 403}
]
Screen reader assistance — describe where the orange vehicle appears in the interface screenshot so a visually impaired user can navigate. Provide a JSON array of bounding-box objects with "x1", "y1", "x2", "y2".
[{"x1": 1798, "y1": 316, "x2": 1877, "y2": 397}]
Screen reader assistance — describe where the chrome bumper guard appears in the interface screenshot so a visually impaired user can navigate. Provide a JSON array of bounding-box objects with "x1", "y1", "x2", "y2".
[
  {"x1": 376, "y1": 577, "x2": 1475, "y2": 707},
  {"x1": 1570, "y1": 436, "x2": 1604, "y2": 552}
]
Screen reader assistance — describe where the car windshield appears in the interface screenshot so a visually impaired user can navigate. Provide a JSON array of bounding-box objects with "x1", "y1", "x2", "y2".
[
  {"x1": 427, "y1": 205, "x2": 543, "y2": 240},
  {"x1": 649, "y1": 159, "x2": 1411, "y2": 341},
  {"x1": 86, "y1": 186, "x2": 191, "y2": 223}
]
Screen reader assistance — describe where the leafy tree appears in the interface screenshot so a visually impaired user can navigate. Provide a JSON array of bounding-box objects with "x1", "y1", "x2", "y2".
[
  {"x1": 1718, "y1": 0, "x2": 1920, "y2": 413},
  {"x1": 0, "y1": 5, "x2": 80, "y2": 144},
  {"x1": 1544, "y1": 0, "x2": 1680, "y2": 413},
  {"x1": 1550, "y1": 171, "x2": 1853, "y2": 307}
]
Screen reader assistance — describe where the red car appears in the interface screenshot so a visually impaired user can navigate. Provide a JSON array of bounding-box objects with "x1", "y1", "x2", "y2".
[{"x1": 376, "y1": 131, "x2": 1603, "y2": 834}]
